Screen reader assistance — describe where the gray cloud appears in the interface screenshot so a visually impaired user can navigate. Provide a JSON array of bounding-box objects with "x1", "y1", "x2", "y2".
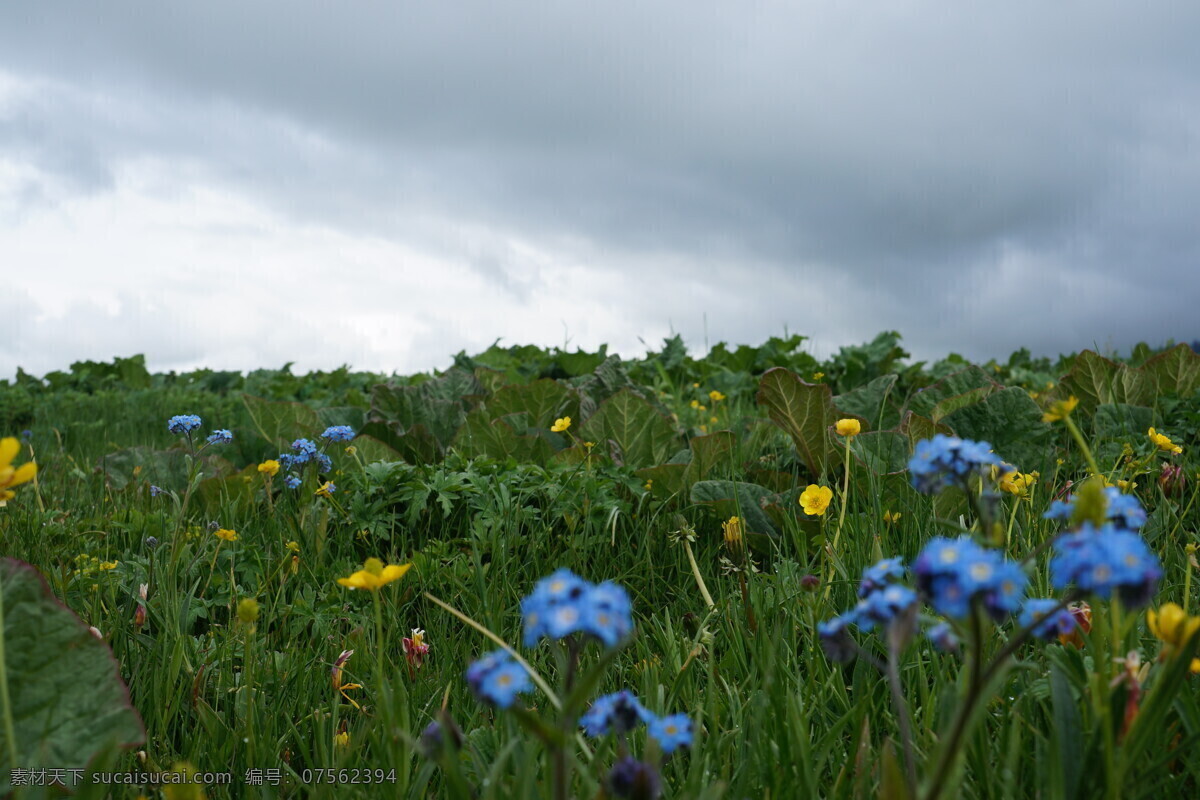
[{"x1": 2, "y1": 2, "x2": 1198, "y2": 379}]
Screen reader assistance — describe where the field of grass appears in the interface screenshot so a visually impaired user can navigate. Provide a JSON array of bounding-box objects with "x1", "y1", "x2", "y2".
[{"x1": 1, "y1": 332, "x2": 1198, "y2": 799}]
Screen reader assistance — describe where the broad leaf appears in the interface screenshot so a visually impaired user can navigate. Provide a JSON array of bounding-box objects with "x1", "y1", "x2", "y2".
[
  {"x1": 1093, "y1": 404, "x2": 1154, "y2": 440},
  {"x1": 1140, "y1": 343, "x2": 1200, "y2": 397},
  {"x1": 903, "y1": 366, "x2": 999, "y2": 419},
  {"x1": 578, "y1": 390, "x2": 677, "y2": 469},
  {"x1": 942, "y1": 387, "x2": 1054, "y2": 472},
  {"x1": 757, "y1": 368, "x2": 845, "y2": 476},
  {"x1": 242, "y1": 393, "x2": 322, "y2": 447},
  {"x1": 0, "y1": 559, "x2": 144, "y2": 793},
  {"x1": 1058, "y1": 351, "x2": 1154, "y2": 412},
  {"x1": 834, "y1": 374, "x2": 899, "y2": 431}
]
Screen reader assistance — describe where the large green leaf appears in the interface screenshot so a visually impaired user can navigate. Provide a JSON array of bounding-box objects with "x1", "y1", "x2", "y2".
[
  {"x1": 1140, "y1": 343, "x2": 1200, "y2": 397},
  {"x1": 690, "y1": 480, "x2": 779, "y2": 540},
  {"x1": 578, "y1": 389, "x2": 677, "y2": 469},
  {"x1": 242, "y1": 393, "x2": 322, "y2": 448},
  {"x1": 348, "y1": 433, "x2": 403, "y2": 464},
  {"x1": 636, "y1": 431, "x2": 737, "y2": 499},
  {"x1": 942, "y1": 387, "x2": 1054, "y2": 471},
  {"x1": 358, "y1": 421, "x2": 442, "y2": 464},
  {"x1": 98, "y1": 447, "x2": 231, "y2": 492},
  {"x1": 481, "y1": 380, "x2": 579, "y2": 432},
  {"x1": 368, "y1": 384, "x2": 467, "y2": 448},
  {"x1": 0, "y1": 559, "x2": 144, "y2": 792},
  {"x1": 1058, "y1": 351, "x2": 1154, "y2": 413},
  {"x1": 454, "y1": 411, "x2": 555, "y2": 464},
  {"x1": 903, "y1": 366, "x2": 999, "y2": 419},
  {"x1": 897, "y1": 411, "x2": 954, "y2": 448},
  {"x1": 757, "y1": 368, "x2": 845, "y2": 476},
  {"x1": 1093, "y1": 404, "x2": 1154, "y2": 440},
  {"x1": 847, "y1": 431, "x2": 911, "y2": 475},
  {"x1": 834, "y1": 374, "x2": 899, "y2": 431}
]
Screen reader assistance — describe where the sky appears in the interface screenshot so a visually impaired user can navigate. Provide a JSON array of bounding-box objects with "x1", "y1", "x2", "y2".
[{"x1": 2, "y1": 2, "x2": 1198, "y2": 380}]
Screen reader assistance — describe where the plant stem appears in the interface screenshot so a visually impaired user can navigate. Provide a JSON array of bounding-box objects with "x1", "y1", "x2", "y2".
[
  {"x1": 1062, "y1": 416, "x2": 1101, "y2": 477},
  {"x1": 683, "y1": 540, "x2": 716, "y2": 610}
]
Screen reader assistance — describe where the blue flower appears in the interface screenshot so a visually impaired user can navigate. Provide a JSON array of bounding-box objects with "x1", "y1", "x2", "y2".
[
  {"x1": 648, "y1": 713, "x2": 693, "y2": 754},
  {"x1": 1019, "y1": 599, "x2": 1077, "y2": 640},
  {"x1": 607, "y1": 757, "x2": 661, "y2": 800},
  {"x1": 927, "y1": 622, "x2": 959, "y2": 652},
  {"x1": 278, "y1": 453, "x2": 296, "y2": 470},
  {"x1": 521, "y1": 570, "x2": 633, "y2": 649},
  {"x1": 1043, "y1": 487, "x2": 1146, "y2": 530},
  {"x1": 206, "y1": 429, "x2": 233, "y2": 445},
  {"x1": 857, "y1": 584, "x2": 917, "y2": 630},
  {"x1": 859, "y1": 557, "x2": 905, "y2": 598},
  {"x1": 914, "y1": 536, "x2": 1026, "y2": 621},
  {"x1": 150, "y1": 485, "x2": 164, "y2": 497},
  {"x1": 581, "y1": 581, "x2": 633, "y2": 647},
  {"x1": 1050, "y1": 522, "x2": 1161, "y2": 607},
  {"x1": 290, "y1": 438, "x2": 318, "y2": 464},
  {"x1": 817, "y1": 613, "x2": 857, "y2": 662},
  {"x1": 315, "y1": 453, "x2": 333, "y2": 473},
  {"x1": 465, "y1": 650, "x2": 531, "y2": 709},
  {"x1": 907, "y1": 434, "x2": 1005, "y2": 494},
  {"x1": 167, "y1": 414, "x2": 202, "y2": 434},
  {"x1": 982, "y1": 560, "x2": 1028, "y2": 619},
  {"x1": 321, "y1": 425, "x2": 355, "y2": 442},
  {"x1": 580, "y1": 691, "x2": 651, "y2": 737},
  {"x1": 284, "y1": 475, "x2": 302, "y2": 489},
  {"x1": 20, "y1": 429, "x2": 32, "y2": 441}
]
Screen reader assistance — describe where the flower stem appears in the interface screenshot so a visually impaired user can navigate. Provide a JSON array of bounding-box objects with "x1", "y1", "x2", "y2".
[
  {"x1": 683, "y1": 540, "x2": 716, "y2": 610},
  {"x1": 1062, "y1": 416, "x2": 1101, "y2": 477}
]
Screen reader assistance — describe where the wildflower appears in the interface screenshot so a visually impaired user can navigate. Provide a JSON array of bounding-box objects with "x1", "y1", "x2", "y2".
[
  {"x1": 20, "y1": 429, "x2": 31, "y2": 441},
  {"x1": 643, "y1": 478, "x2": 653, "y2": 491},
  {"x1": 403, "y1": 628, "x2": 431, "y2": 670},
  {"x1": 1116, "y1": 479, "x2": 1138, "y2": 491},
  {"x1": 858, "y1": 557, "x2": 904, "y2": 597},
  {"x1": 799, "y1": 484, "x2": 833, "y2": 516},
  {"x1": 709, "y1": 390, "x2": 726, "y2": 403},
  {"x1": 331, "y1": 649, "x2": 355, "y2": 690},
  {"x1": 337, "y1": 558, "x2": 412, "y2": 591},
  {"x1": 315, "y1": 481, "x2": 336, "y2": 498},
  {"x1": 237, "y1": 598, "x2": 260, "y2": 625},
  {"x1": 284, "y1": 475, "x2": 302, "y2": 489},
  {"x1": 213, "y1": 528, "x2": 238, "y2": 542},
  {"x1": 817, "y1": 614, "x2": 857, "y2": 662},
  {"x1": 88, "y1": 626, "x2": 104, "y2": 640},
  {"x1": 0, "y1": 437, "x2": 37, "y2": 505},
  {"x1": 799, "y1": 574, "x2": 820, "y2": 592},
  {"x1": 134, "y1": 603, "x2": 147, "y2": 630},
  {"x1": 1148, "y1": 427, "x2": 1183, "y2": 455},
  {"x1": 721, "y1": 516, "x2": 744, "y2": 558},
  {"x1": 647, "y1": 713, "x2": 693, "y2": 754},
  {"x1": 811, "y1": 372, "x2": 824, "y2": 381},
  {"x1": 321, "y1": 425, "x2": 355, "y2": 442},
  {"x1": 907, "y1": 434, "x2": 1004, "y2": 494},
  {"x1": 835, "y1": 418, "x2": 861, "y2": 438},
  {"x1": 150, "y1": 485, "x2": 164, "y2": 497},
  {"x1": 1147, "y1": 603, "x2": 1200, "y2": 652},
  {"x1": 286, "y1": 540, "x2": 300, "y2": 552},
  {"x1": 205, "y1": 429, "x2": 233, "y2": 445},
  {"x1": 465, "y1": 650, "x2": 532, "y2": 709},
  {"x1": 1041, "y1": 396, "x2": 1079, "y2": 423},
  {"x1": 344, "y1": 445, "x2": 357, "y2": 455},
  {"x1": 927, "y1": 622, "x2": 959, "y2": 653},
  {"x1": 580, "y1": 690, "x2": 652, "y2": 736},
  {"x1": 883, "y1": 510, "x2": 901, "y2": 524},
  {"x1": 913, "y1": 536, "x2": 1027, "y2": 621},
  {"x1": 145, "y1": 536, "x2": 159, "y2": 549},
  {"x1": 335, "y1": 730, "x2": 350, "y2": 748},
  {"x1": 98, "y1": 560, "x2": 118, "y2": 570},
  {"x1": 1019, "y1": 599, "x2": 1077, "y2": 640},
  {"x1": 167, "y1": 415, "x2": 202, "y2": 434},
  {"x1": 607, "y1": 757, "x2": 662, "y2": 800},
  {"x1": 999, "y1": 470, "x2": 1036, "y2": 496},
  {"x1": 1044, "y1": 485, "x2": 1147, "y2": 531},
  {"x1": 1050, "y1": 522, "x2": 1162, "y2": 607},
  {"x1": 257, "y1": 460, "x2": 280, "y2": 477},
  {"x1": 162, "y1": 763, "x2": 205, "y2": 800},
  {"x1": 551, "y1": 416, "x2": 572, "y2": 433},
  {"x1": 521, "y1": 568, "x2": 633, "y2": 648},
  {"x1": 1159, "y1": 462, "x2": 1186, "y2": 498},
  {"x1": 1059, "y1": 602, "x2": 1092, "y2": 648}
]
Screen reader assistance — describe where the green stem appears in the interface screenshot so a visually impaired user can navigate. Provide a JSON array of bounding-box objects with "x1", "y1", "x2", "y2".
[
  {"x1": 1062, "y1": 416, "x2": 1100, "y2": 477},
  {"x1": 683, "y1": 540, "x2": 716, "y2": 610}
]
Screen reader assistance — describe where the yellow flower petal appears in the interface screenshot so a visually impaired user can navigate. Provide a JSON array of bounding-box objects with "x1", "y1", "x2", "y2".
[{"x1": 0, "y1": 437, "x2": 18, "y2": 469}]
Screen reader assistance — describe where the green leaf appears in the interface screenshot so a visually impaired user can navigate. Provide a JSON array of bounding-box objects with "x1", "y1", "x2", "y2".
[
  {"x1": 358, "y1": 421, "x2": 442, "y2": 465},
  {"x1": 834, "y1": 374, "x2": 899, "y2": 431},
  {"x1": 1049, "y1": 662, "x2": 1083, "y2": 800},
  {"x1": 903, "y1": 366, "x2": 1000, "y2": 419},
  {"x1": 1140, "y1": 343, "x2": 1200, "y2": 397},
  {"x1": 756, "y1": 368, "x2": 843, "y2": 476},
  {"x1": 636, "y1": 431, "x2": 736, "y2": 498},
  {"x1": 848, "y1": 431, "x2": 911, "y2": 475},
  {"x1": 690, "y1": 480, "x2": 779, "y2": 539},
  {"x1": 478, "y1": 379, "x2": 579, "y2": 433},
  {"x1": 348, "y1": 433, "x2": 403, "y2": 464},
  {"x1": 242, "y1": 393, "x2": 322, "y2": 447},
  {"x1": 99, "y1": 447, "x2": 231, "y2": 492},
  {"x1": 942, "y1": 387, "x2": 1055, "y2": 471},
  {"x1": 0, "y1": 559, "x2": 144, "y2": 793},
  {"x1": 1093, "y1": 404, "x2": 1154, "y2": 439},
  {"x1": 1059, "y1": 351, "x2": 1154, "y2": 413},
  {"x1": 454, "y1": 411, "x2": 555, "y2": 464},
  {"x1": 578, "y1": 389, "x2": 678, "y2": 469},
  {"x1": 897, "y1": 411, "x2": 954, "y2": 450}
]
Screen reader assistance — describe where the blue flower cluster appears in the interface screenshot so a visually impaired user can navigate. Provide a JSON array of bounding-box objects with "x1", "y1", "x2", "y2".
[
  {"x1": 465, "y1": 650, "x2": 532, "y2": 709},
  {"x1": 278, "y1": 437, "x2": 332, "y2": 474},
  {"x1": 1050, "y1": 522, "x2": 1161, "y2": 607},
  {"x1": 321, "y1": 425, "x2": 355, "y2": 442},
  {"x1": 167, "y1": 414, "x2": 202, "y2": 435},
  {"x1": 1044, "y1": 486, "x2": 1147, "y2": 530},
  {"x1": 580, "y1": 690, "x2": 652, "y2": 736},
  {"x1": 818, "y1": 558, "x2": 919, "y2": 662},
  {"x1": 907, "y1": 434, "x2": 1005, "y2": 494},
  {"x1": 1018, "y1": 599, "x2": 1078, "y2": 640},
  {"x1": 607, "y1": 757, "x2": 662, "y2": 799},
  {"x1": 914, "y1": 537, "x2": 1027, "y2": 620},
  {"x1": 521, "y1": 569, "x2": 633, "y2": 648},
  {"x1": 206, "y1": 429, "x2": 233, "y2": 445},
  {"x1": 150, "y1": 485, "x2": 164, "y2": 498},
  {"x1": 284, "y1": 475, "x2": 302, "y2": 489}
]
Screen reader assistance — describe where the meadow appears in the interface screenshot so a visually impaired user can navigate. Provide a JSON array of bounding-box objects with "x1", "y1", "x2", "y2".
[{"x1": 1, "y1": 332, "x2": 1198, "y2": 799}]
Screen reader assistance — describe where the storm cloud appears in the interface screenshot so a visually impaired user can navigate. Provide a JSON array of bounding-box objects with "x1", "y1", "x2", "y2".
[{"x1": 2, "y1": 2, "x2": 1198, "y2": 378}]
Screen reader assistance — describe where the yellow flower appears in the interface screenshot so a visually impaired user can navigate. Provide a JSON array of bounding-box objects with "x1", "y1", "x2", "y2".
[
  {"x1": 1116, "y1": 479, "x2": 1137, "y2": 491},
  {"x1": 344, "y1": 445, "x2": 357, "y2": 456},
  {"x1": 98, "y1": 560, "x2": 118, "y2": 571},
  {"x1": 708, "y1": 390, "x2": 726, "y2": 403},
  {"x1": 162, "y1": 763, "x2": 206, "y2": 800},
  {"x1": 811, "y1": 372, "x2": 824, "y2": 381},
  {"x1": 999, "y1": 471, "x2": 1036, "y2": 496},
  {"x1": 722, "y1": 516, "x2": 744, "y2": 556},
  {"x1": 643, "y1": 479, "x2": 653, "y2": 491},
  {"x1": 799, "y1": 485, "x2": 833, "y2": 516},
  {"x1": 1147, "y1": 603, "x2": 1200, "y2": 651},
  {"x1": 214, "y1": 528, "x2": 238, "y2": 542},
  {"x1": 1148, "y1": 427, "x2": 1183, "y2": 455},
  {"x1": 335, "y1": 730, "x2": 351, "y2": 748},
  {"x1": 551, "y1": 416, "x2": 572, "y2": 433},
  {"x1": 883, "y1": 510, "x2": 901, "y2": 524},
  {"x1": 286, "y1": 540, "x2": 300, "y2": 552},
  {"x1": 834, "y1": 418, "x2": 861, "y2": 438},
  {"x1": 0, "y1": 436, "x2": 37, "y2": 505},
  {"x1": 337, "y1": 558, "x2": 412, "y2": 591},
  {"x1": 584, "y1": 441, "x2": 596, "y2": 450},
  {"x1": 315, "y1": 481, "x2": 336, "y2": 498},
  {"x1": 710, "y1": 416, "x2": 718, "y2": 424},
  {"x1": 1042, "y1": 395, "x2": 1079, "y2": 423},
  {"x1": 237, "y1": 598, "x2": 260, "y2": 625},
  {"x1": 257, "y1": 459, "x2": 280, "y2": 477}
]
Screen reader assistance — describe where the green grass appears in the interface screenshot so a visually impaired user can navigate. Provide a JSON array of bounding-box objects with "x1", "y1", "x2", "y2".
[{"x1": 1, "y1": 337, "x2": 1198, "y2": 798}]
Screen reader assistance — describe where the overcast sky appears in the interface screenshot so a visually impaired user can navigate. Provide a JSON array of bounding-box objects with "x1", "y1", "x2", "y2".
[{"x1": 2, "y1": 2, "x2": 1198, "y2": 380}]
